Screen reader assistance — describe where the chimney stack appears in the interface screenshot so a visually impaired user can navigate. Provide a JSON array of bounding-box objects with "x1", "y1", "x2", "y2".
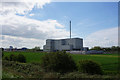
[{"x1": 70, "y1": 21, "x2": 71, "y2": 39}]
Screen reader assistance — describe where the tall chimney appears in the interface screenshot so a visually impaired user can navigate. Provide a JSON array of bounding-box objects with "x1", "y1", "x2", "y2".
[{"x1": 70, "y1": 21, "x2": 71, "y2": 39}]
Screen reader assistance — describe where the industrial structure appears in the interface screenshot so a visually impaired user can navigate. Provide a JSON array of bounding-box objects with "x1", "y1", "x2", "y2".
[
  {"x1": 43, "y1": 38, "x2": 83, "y2": 52},
  {"x1": 43, "y1": 21, "x2": 89, "y2": 52}
]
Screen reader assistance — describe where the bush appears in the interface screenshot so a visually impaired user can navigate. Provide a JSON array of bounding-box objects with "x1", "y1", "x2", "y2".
[
  {"x1": 41, "y1": 51, "x2": 77, "y2": 73},
  {"x1": 4, "y1": 56, "x2": 9, "y2": 61},
  {"x1": 17, "y1": 54, "x2": 26, "y2": 63},
  {"x1": 9, "y1": 54, "x2": 14, "y2": 61},
  {"x1": 4, "y1": 54, "x2": 26, "y2": 63},
  {"x1": 78, "y1": 60, "x2": 103, "y2": 75},
  {"x1": 9, "y1": 54, "x2": 18, "y2": 61},
  {"x1": 2, "y1": 60, "x2": 44, "y2": 78},
  {"x1": 43, "y1": 72, "x2": 60, "y2": 78}
]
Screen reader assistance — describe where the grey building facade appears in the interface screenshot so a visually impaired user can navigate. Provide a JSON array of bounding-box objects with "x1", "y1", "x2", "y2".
[{"x1": 43, "y1": 38, "x2": 83, "y2": 52}]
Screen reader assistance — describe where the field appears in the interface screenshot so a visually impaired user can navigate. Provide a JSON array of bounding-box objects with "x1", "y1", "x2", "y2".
[{"x1": 3, "y1": 51, "x2": 119, "y2": 75}]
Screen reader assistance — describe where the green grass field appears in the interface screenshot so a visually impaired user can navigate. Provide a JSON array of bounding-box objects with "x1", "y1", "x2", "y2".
[{"x1": 3, "y1": 51, "x2": 119, "y2": 74}]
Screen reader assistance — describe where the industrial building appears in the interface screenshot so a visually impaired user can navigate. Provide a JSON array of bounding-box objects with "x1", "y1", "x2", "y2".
[
  {"x1": 43, "y1": 21, "x2": 89, "y2": 52},
  {"x1": 43, "y1": 38, "x2": 83, "y2": 52}
]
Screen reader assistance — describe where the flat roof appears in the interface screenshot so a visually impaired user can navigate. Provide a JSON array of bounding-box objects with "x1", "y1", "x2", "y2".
[{"x1": 47, "y1": 37, "x2": 83, "y2": 41}]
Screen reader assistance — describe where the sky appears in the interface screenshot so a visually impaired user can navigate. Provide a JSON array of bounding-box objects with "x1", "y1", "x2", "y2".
[{"x1": 0, "y1": 0, "x2": 119, "y2": 49}]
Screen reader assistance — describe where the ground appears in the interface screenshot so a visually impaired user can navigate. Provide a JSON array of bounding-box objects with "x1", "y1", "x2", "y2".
[{"x1": 2, "y1": 51, "x2": 119, "y2": 78}]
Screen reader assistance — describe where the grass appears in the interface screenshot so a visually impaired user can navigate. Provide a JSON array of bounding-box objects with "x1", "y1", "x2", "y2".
[
  {"x1": 3, "y1": 51, "x2": 46, "y2": 63},
  {"x1": 3, "y1": 60, "x2": 119, "y2": 79},
  {"x1": 2, "y1": 71, "x2": 23, "y2": 78},
  {"x1": 71, "y1": 54, "x2": 118, "y2": 74},
  {"x1": 3, "y1": 51, "x2": 119, "y2": 75}
]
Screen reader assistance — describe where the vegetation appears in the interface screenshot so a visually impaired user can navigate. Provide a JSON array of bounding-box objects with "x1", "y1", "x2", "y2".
[
  {"x1": 4, "y1": 54, "x2": 26, "y2": 63},
  {"x1": 17, "y1": 54, "x2": 26, "y2": 63},
  {"x1": 3, "y1": 51, "x2": 46, "y2": 63},
  {"x1": 71, "y1": 53, "x2": 118, "y2": 75},
  {"x1": 90, "y1": 46, "x2": 120, "y2": 52},
  {"x1": 2, "y1": 71, "x2": 23, "y2": 78},
  {"x1": 41, "y1": 51, "x2": 77, "y2": 73},
  {"x1": 2, "y1": 60, "x2": 119, "y2": 79},
  {"x1": 78, "y1": 60, "x2": 103, "y2": 75},
  {"x1": 90, "y1": 46, "x2": 103, "y2": 50},
  {"x1": 2, "y1": 51, "x2": 119, "y2": 79},
  {"x1": 61, "y1": 72, "x2": 119, "y2": 79},
  {"x1": 2, "y1": 60, "x2": 43, "y2": 78},
  {"x1": 32, "y1": 46, "x2": 41, "y2": 51},
  {"x1": 2, "y1": 51, "x2": 118, "y2": 74}
]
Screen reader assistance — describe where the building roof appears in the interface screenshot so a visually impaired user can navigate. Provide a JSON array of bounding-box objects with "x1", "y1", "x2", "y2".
[{"x1": 47, "y1": 37, "x2": 83, "y2": 41}]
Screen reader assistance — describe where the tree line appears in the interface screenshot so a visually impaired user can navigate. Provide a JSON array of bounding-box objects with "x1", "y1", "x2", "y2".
[{"x1": 90, "y1": 46, "x2": 120, "y2": 52}]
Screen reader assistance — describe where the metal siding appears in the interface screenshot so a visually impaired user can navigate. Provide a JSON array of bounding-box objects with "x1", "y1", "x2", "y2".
[{"x1": 43, "y1": 38, "x2": 83, "y2": 51}]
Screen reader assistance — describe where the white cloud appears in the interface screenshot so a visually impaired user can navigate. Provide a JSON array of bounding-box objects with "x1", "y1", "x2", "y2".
[
  {"x1": 2, "y1": 1, "x2": 118, "y2": 49},
  {"x1": 0, "y1": 14, "x2": 69, "y2": 48},
  {"x1": 0, "y1": 0, "x2": 70, "y2": 48},
  {"x1": 0, "y1": 0, "x2": 51, "y2": 15},
  {"x1": 84, "y1": 27, "x2": 118, "y2": 48},
  {"x1": 0, "y1": 35, "x2": 45, "y2": 48},
  {"x1": 0, "y1": 15, "x2": 69, "y2": 48},
  {"x1": 0, "y1": 14, "x2": 69, "y2": 39}
]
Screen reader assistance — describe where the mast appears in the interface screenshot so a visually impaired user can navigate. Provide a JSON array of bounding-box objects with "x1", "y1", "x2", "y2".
[
  {"x1": 70, "y1": 20, "x2": 71, "y2": 39},
  {"x1": 70, "y1": 21, "x2": 72, "y2": 51}
]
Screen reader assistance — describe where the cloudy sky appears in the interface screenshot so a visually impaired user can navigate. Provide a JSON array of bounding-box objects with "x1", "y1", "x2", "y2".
[{"x1": 0, "y1": 0, "x2": 119, "y2": 49}]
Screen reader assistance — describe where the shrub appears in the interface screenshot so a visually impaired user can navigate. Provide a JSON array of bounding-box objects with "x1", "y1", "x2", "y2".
[
  {"x1": 2, "y1": 60, "x2": 44, "y2": 78},
  {"x1": 41, "y1": 51, "x2": 77, "y2": 73},
  {"x1": 4, "y1": 56, "x2": 9, "y2": 61},
  {"x1": 62, "y1": 72, "x2": 103, "y2": 78},
  {"x1": 10, "y1": 54, "x2": 18, "y2": 61},
  {"x1": 4, "y1": 54, "x2": 26, "y2": 63},
  {"x1": 17, "y1": 54, "x2": 26, "y2": 63},
  {"x1": 78, "y1": 60, "x2": 103, "y2": 75},
  {"x1": 9, "y1": 54, "x2": 14, "y2": 61},
  {"x1": 43, "y1": 72, "x2": 60, "y2": 78}
]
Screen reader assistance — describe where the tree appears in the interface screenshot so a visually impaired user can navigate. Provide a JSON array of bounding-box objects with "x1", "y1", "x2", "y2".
[
  {"x1": 32, "y1": 46, "x2": 40, "y2": 51},
  {"x1": 17, "y1": 54, "x2": 26, "y2": 63},
  {"x1": 78, "y1": 60, "x2": 103, "y2": 75},
  {"x1": 41, "y1": 51, "x2": 77, "y2": 73},
  {"x1": 90, "y1": 46, "x2": 102, "y2": 51},
  {"x1": 4, "y1": 54, "x2": 26, "y2": 63},
  {"x1": 111, "y1": 46, "x2": 119, "y2": 51}
]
